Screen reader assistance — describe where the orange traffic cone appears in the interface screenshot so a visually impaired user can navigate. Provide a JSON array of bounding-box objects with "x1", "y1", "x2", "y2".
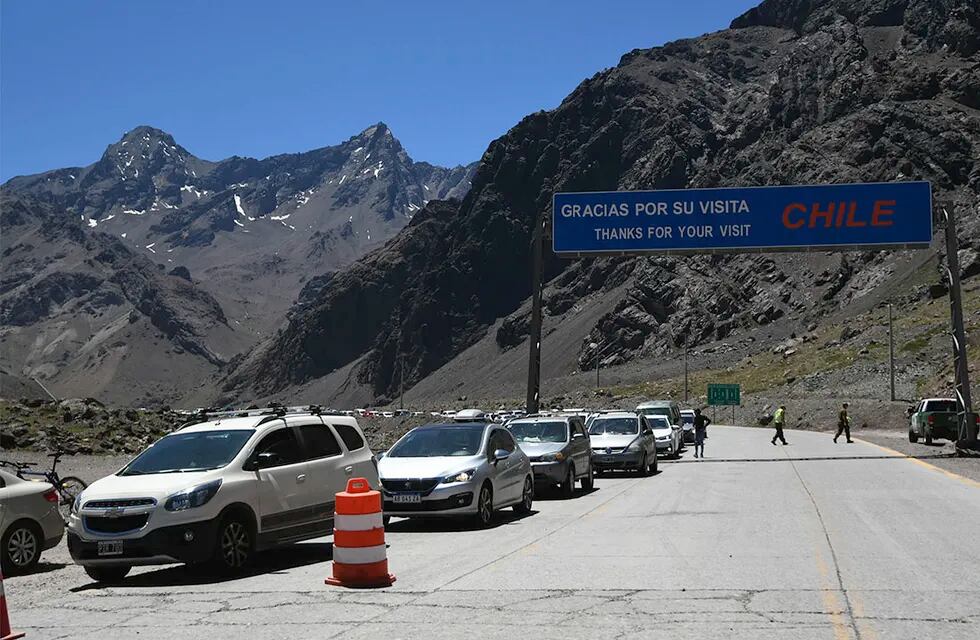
[
  {"x1": 0, "y1": 571, "x2": 26, "y2": 640},
  {"x1": 325, "y1": 477, "x2": 396, "y2": 588}
]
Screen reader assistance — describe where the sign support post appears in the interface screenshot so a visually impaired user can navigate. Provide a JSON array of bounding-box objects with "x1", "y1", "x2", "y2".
[{"x1": 943, "y1": 207, "x2": 979, "y2": 452}]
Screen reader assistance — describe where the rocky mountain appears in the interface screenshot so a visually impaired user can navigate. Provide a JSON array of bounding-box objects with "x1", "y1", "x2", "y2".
[
  {"x1": 220, "y1": 0, "x2": 979, "y2": 408},
  {"x1": 2, "y1": 125, "x2": 476, "y2": 403}
]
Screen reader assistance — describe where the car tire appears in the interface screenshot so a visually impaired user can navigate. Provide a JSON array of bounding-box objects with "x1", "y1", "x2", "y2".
[
  {"x1": 909, "y1": 429, "x2": 919, "y2": 443},
  {"x1": 475, "y1": 483, "x2": 494, "y2": 527},
  {"x1": 212, "y1": 512, "x2": 254, "y2": 573},
  {"x1": 581, "y1": 462, "x2": 594, "y2": 491},
  {"x1": 650, "y1": 451, "x2": 658, "y2": 475},
  {"x1": 637, "y1": 453, "x2": 649, "y2": 477},
  {"x1": 1, "y1": 520, "x2": 41, "y2": 575},
  {"x1": 84, "y1": 564, "x2": 131, "y2": 583},
  {"x1": 561, "y1": 464, "x2": 575, "y2": 499},
  {"x1": 925, "y1": 432, "x2": 933, "y2": 446},
  {"x1": 513, "y1": 477, "x2": 533, "y2": 514}
]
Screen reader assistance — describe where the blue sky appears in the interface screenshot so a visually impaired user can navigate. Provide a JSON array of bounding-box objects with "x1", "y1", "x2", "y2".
[{"x1": 1, "y1": 0, "x2": 758, "y2": 180}]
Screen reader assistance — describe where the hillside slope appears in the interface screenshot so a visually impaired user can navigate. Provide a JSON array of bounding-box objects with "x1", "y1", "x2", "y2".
[{"x1": 220, "y1": 0, "x2": 978, "y2": 409}]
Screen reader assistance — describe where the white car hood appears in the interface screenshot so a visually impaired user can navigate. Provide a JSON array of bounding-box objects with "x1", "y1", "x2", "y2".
[
  {"x1": 80, "y1": 471, "x2": 222, "y2": 504},
  {"x1": 652, "y1": 427, "x2": 673, "y2": 438},
  {"x1": 379, "y1": 455, "x2": 483, "y2": 479},
  {"x1": 590, "y1": 433, "x2": 639, "y2": 449}
]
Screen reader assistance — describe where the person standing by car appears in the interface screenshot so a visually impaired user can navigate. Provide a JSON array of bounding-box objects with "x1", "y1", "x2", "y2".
[
  {"x1": 834, "y1": 402, "x2": 853, "y2": 443},
  {"x1": 771, "y1": 405, "x2": 788, "y2": 446},
  {"x1": 693, "y1": 408, "x2": 710, "y2": 458}
]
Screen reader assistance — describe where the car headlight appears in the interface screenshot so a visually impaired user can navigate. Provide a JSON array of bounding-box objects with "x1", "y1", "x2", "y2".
[
  {"x1": 540, "y1": 452, "x2": 565, "y2": 462},
  {"x1": 442, "y1": 469, "x2": 476, "y2": 484},
  {"x1": 165, "y1": 479, "x2": 222, "y2": 512},
  {"x1": 625, "y1": 438, "x2": 643, "y2": 452}
]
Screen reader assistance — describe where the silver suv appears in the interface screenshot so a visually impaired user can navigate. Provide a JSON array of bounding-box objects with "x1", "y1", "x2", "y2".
[{"x1": 506, "y1": 415, "x2": 594, "y2": 497}]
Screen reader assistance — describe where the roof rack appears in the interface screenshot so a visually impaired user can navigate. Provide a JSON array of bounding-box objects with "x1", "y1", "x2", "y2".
[{"x1": 176, "y1": 404, "x2": 347, "y2": 430}]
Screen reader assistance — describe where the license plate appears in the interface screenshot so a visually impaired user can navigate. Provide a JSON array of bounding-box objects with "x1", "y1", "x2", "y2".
[
  {"x1": 598, "y1": 456, "x2": 616, "y2": 463},
  {"x1": 97, "y1": 540, "x2": 124, "y2": 556},
  {"x1": 392, "y1": 493, "x2": 421, "y2": 504}
]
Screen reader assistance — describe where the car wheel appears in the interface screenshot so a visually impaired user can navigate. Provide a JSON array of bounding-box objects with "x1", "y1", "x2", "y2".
[
  {"x1": 475, "y1": 483, "x2": 494, "y2": 527},
  {"x1": 637, "y1": 453, "x2": 649, "y2": 477},
  {"x1": 84, "y1": 565, "x2": 131, "y2": 583},
  {"x1": 561, "y1": 464, "x2": 575, "y2": 499},
  {"x1": 925, "y1": 432, "x2": 933, "y2": 446},
  {"x1": 909, "y1": 429, "x2": 919, "y2": 443},
  {"x1": 650, "y1": 451, "x2": 658, "y2": 474},
  {"x1": 1, "y1": 521, "x2": 41, "y2": 574},
  {"x1": 213, "y1": 513, "x2": 254, "y2": 573},
  {"x1": 581, "y1": 461, "x2": 594, "y2": 490},
  {"x1": 514, "y1": 477, "x2": 533, "y2": 514}
]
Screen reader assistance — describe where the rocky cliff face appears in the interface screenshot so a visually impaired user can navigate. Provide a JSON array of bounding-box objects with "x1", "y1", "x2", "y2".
[
  {"x1": 2, "y1": 124, "x2": 476, "y2": 403},
  {"x1": 222, "y1": 0, "x2": 978, "y2": 406}
]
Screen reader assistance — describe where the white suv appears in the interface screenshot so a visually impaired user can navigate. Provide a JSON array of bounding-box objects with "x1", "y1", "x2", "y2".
[{"x1": 67, "y1": 407, "x2": 378, "y2": 583}]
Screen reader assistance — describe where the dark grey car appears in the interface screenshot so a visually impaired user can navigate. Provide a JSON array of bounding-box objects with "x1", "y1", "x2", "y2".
[{"x1": 507, "y1": 416, "x2": 594, "y2": 498}]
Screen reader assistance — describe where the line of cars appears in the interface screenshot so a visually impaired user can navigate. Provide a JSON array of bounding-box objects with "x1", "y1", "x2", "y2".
[{"x1": 56, "y1": 400, "x2": 693, "y2": 583}]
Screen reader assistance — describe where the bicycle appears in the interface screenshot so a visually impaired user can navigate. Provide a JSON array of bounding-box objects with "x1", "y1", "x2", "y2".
[{"x1": 2, "y1": 451, "x2": 88, "y2": 522}]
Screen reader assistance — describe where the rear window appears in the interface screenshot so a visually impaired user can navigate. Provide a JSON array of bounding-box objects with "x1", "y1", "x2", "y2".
[
  {"x1": 334, "y1": 424, "x2": 366, "y2": 451},
  {"x1": 925, "y1": 400, "x2": 957, "y2": 413}
]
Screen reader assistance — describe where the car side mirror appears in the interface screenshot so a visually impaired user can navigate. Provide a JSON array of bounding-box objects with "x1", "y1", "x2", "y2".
[
  {"x1": 250, "y1": 451, "x2": 280, "y2": 470},
  {"x1": 492, "y1": 448, "x2": 511, "y2": 462}
]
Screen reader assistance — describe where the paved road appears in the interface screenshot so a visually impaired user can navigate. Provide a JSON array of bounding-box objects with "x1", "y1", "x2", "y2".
[{"x1": 9, "y1": 426, "x2": 980, "y2": 639}]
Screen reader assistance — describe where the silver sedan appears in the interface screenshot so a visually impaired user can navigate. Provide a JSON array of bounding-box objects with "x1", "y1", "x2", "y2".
[
  {"x1": 0, "y1": 469, "x2": 65, "y2": 574},
  {"x1": 378, "y1": 422, "x2": 534, "y2": 526}
]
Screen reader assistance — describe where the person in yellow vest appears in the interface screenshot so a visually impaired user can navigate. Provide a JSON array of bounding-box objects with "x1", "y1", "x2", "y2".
[{"x1": 771, "y1": 405, "x2": 788, "y2": 445}]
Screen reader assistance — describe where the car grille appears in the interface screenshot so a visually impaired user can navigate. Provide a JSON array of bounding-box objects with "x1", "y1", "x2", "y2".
[
  {"x1": 84, "y1": 514, "x2": 150, "y2": 534},
  {"x1": 380, "y1": 478, "x2": 441, "y2": 494},
  {"x1": 83, "y1": 498, "x2": 156, "y2": 509},
  {"x1": 593, "y1": 447, "x2": 625, "y2": 454}
]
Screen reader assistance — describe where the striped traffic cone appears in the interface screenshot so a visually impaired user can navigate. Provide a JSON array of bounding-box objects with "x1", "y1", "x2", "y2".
[
  {"x1": 325, "y1": 477, "x2": 396, "y2": 588},
  {"x1": 0, "y1": 570, "x2": 26, "y2": 640}
]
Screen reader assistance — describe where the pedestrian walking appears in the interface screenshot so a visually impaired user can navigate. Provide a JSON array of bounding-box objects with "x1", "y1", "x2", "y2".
[
  {"x1": 771, "y1": 405, "x2": 788, "y2": 445},
  {"x1": 693, "y1": 408, "x2": 710, "y2": 458},
  {"x1": 834, "y1": 402, "x2": 853, "y2": 443}
]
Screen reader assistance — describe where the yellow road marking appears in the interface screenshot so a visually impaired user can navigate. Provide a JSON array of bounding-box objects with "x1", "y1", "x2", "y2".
[
  {"x1": 850, "y1": 593, "x2": 879, "y2": 640},
  {"x1": 855, "y1": 438, "x2": 980, "y2": 489},
  {"x1": 815, "y1": 551, "x2": 852, "y2": 640}
]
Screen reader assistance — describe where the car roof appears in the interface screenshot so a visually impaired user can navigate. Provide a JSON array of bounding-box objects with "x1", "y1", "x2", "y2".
[
  {"x1": 179, "y1": 416, "x2": 268, "y2": 433},
  {"x1": 592, "y1": 411, "x2": 639, "y2": 419},
  {"x1": 636, "y1": 400, "x2": 677, "y2": 408},
  {"x1": 923, "y1": 398, "x2": 956, "y2": 402},
  {"x1": 507, "y1": 415, "x2": 571, "y2": 424},
  {"x1": 680, "y1": 409, "x2": 696, "y2": 414},
  {"x1": 417, "y1": 422, "x2": 493, "y2": 430}
]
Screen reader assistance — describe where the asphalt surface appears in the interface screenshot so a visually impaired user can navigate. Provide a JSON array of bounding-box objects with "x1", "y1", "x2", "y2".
[{"x1": 7, "y1": 426, "x2": 980, "y2": 639}]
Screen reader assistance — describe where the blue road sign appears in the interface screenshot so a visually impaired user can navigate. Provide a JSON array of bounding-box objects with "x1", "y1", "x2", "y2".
[{"x1": 552, "y1": 182, "x2": 932, "y2": 255}]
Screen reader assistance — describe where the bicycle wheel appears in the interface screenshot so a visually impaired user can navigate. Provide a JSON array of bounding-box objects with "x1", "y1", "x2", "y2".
[{"x1": 57, "y1": 476, "x2": 88, "y2": 520}]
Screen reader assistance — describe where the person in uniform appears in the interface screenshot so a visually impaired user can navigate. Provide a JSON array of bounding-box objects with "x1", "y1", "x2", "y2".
[
  {"x1": 771, "y1": 405, "x2": 788, "y2": 445},
  {"x1": 834, "y1": 402, "x2": 853, "y2": 443}
]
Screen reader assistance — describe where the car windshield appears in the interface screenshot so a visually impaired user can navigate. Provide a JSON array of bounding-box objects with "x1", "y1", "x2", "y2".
[
  {"x1": 508, "y1": 421, "x2": 568, "y2": 443},
  {"x1": 388, "y1": 425, "x2": 485, "y2": 457},
  {"x1": 648, "y1": 417, "x2": 671, "y2": 430},
  {"x1": 589, "y1": 418, "x2": 639, "y2": 435},
  {"x1": 681, "y1": 414, "x2": 694, "y2": 425},
  {"x1": 119, "y1": 430, "x2": 253, "y2": 476},
  {"x1": 925, "y1": 400, "x2": 957, "y2": 413}
]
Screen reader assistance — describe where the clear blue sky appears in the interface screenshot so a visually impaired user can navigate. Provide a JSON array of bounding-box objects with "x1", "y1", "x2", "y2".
[{"x1": 1, "y1": 0, "x2": 758, "y2": 180}]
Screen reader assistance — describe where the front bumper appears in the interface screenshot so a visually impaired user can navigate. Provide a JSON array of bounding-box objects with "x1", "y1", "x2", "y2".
[
  {"x1": 382, "y1": 482, "x2": 477, "y2": 517},
  {"x1": 531, "y1": 461, "x2": 568, "y2": 485},
  {"x1": 655, "y1": 439, "x2": 672, "y2": 452},
  {"x1": 68, "y1": 518, "x2": 219, "y2": 567},
  {"x1": 592, "y1": 451, "x2": 644, "y2": 470}
]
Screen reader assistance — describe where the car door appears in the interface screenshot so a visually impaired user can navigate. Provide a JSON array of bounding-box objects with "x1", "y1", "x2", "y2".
[
  {"x1": 487, "y1": 429, "x2": 520, "y2": 505},
  {"x1": 331, "y1": 422, "x2": 378, "y2": 487},
  {"x1": 570, "y1": 419, "x2": 590, "y2": 476},
  {"x1": 640, "y1": 417, "x2": 657, "y2": 458},
  {"x1": 248, "y1": 426, "x2": 310, "y2": 540},
  {"x1": 294, "y1": 419, "x2": 348, "y2": 536},
  {"x1": 911, "y1": 401, "x2": 923, "y2": 434}
]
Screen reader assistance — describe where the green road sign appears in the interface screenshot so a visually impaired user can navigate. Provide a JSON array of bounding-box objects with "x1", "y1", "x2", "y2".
[{"x1": 708, "y1": 383, "x2": 741, "y2": 406}]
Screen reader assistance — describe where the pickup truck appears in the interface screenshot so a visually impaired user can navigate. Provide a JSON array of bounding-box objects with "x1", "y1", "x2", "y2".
[{"x1": 908, "y1": 398, "x2": 959, "y2": 444}]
